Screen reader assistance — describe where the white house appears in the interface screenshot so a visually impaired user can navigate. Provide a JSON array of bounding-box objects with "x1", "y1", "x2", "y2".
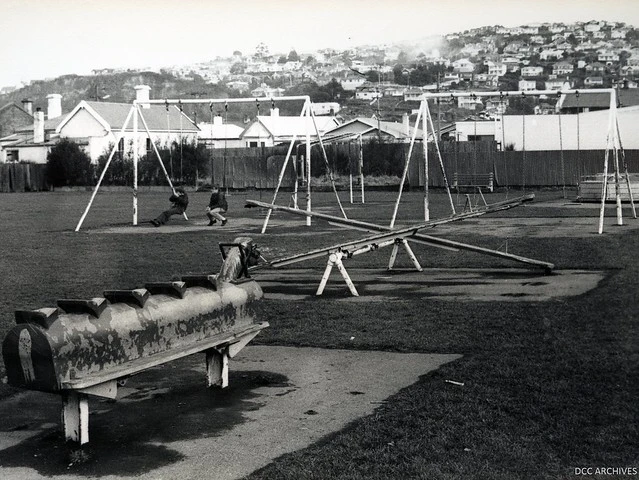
[
  {"x1": 545, "y1": 79, "x2": 571, "y2": 91},
  {"x1": 56, "y1": 85, "x2": 199, "y2": 162},
  {"x1": 455, "y1": 119, "x2": 497, "y2": 142},
  {"x1": 553, "y1": 61, "x2": 574, "y2": 75},
  {"x1": 486, "y1": 62, "x2": 507, "y2": 76},
  {"x1": 240, "y1": 108, "x2": 339, "y2": 147},
  {"x1": 584, "y1": 76, "x2": 604, "y2": 87},
  {"x1": 452, "y1": 59, "x2": 475, "y2": 73},
  {"x1": 197, "y1": 116, "x2": 244, "y2": 149},
  {"x1": 519, "y1": 80, "x2": 537, "y2": 91},
  {"x1": 355, "y1": 87, "x2": 382, "y2": 100},
  {"x1": 311, "y1": 102, "x2": 341, "y2": 115},
  {"x1": 521, "y1": 66, "x2": 544, "y2": 77},
  {"x1": 323, "y1": 115, "x2": 423, "y2": 143},
  {"x1": 457, "y1": 96, "x2": 483, "y2": 110},
  {"x1": 0, "y1": 94, "x2": 66, "y2": 163},
  {"x1": 598, "y1": 50, "x2": 620, "y2": 63},
  {"x1": 340, "y1": 77, "x2": 367, "y2": 91}
]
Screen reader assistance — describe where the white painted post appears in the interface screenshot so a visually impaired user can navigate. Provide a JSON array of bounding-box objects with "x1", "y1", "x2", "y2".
[
  {"x1": 308, "y1": 107, "x2": 348, "y2": 219},
  {"x1": 316, "y1": 255, "x2": 335, "y2": 295},
  {"x1": 136, "y1": 106, "x2": 188, "y2": 220},
  {"x1": 402, "y1": 240, "x2": 423, "y2": 271},
  {"x1": 260, "y1": 101, "x2": 309, "y2": 233},
  {"x1": 206, "y1": 348, "x2": 229, "y2": 388},
  {"x1": 616, "y1": 118, "x2": 637, "y2": 218},
  {"x1": 610, "y1": 94, "x2": 623, "y2": 226},
  {"x1": 422, "y1": 101, "x2": 430, "y2": 222},
  {"x1": 133, "y1": 108, "x2": 138, "y2": 226},
  {"x1": 598, "y1": 93, "x2": 616, "y2": 234},
  {"x1": 390, "y1": 106, "x2": 423, "y2": 228},
  {"x1": 75, "y1": 106, "x2": 136, "y2": 232},
  {"x1": 387, "y1": 242, "x2": 400, "y2": 271},
  {"x1": 358, "y1": 134, "x2": 365, "y2": 203},
  {"x1": 306, "y1": 101, "x2": 312, "y2": 227},
  {"x1": 334, "y1": 254, "x2": 359, "y2": 296},
  {"x1": 62, "y1": 391, "x2": 90, "y2": 444},
  {"x1": 426, "y1": 102, "x2": 456, "y2": 214}
]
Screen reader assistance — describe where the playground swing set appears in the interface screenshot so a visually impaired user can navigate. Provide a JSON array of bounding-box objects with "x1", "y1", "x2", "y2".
[{"x1": 75, "y1": 95, "x2": 347, "y2": 232}]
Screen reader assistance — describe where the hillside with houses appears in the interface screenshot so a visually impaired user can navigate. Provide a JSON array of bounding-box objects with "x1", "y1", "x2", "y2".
[
  {"x1": 2, "y1": 19, "x2": 638, "y2": 122},
  {"x1": 2, "y1": 19, "x2": 639, "y2": 174}
]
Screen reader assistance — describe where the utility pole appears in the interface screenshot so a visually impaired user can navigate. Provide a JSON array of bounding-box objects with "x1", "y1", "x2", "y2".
[
  {"x1": 437, "y1": 72, "x2": 441, "y2": 141},
  {"x1": 377, "y1": 65, "x2": 382, "y2": 143}
]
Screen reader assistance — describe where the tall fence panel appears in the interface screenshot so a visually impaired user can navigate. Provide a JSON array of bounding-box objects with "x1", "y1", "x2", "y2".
[
  {"x1": 0, "y1": 163, "x2": 48, "y2": 192},
  {"x1": 209, "y1": 146, "x2": 296, "y2": 189}
]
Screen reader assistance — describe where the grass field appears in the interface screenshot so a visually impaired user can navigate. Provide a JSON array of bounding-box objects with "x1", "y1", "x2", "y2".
[{"x1": 0, "y1": 187, "x2": 637, "y2": 479}]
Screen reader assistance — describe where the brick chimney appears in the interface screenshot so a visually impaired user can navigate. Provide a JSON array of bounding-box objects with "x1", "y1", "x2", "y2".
[
  {"x1": 21, "y1": 99, "x2": 33, "y2": 115},
  {"x1": 135, "y1": 85, "x2": 151, "y2": 109},
  {"x1": 33, "y1": 108, "x2": 45, "y2": 143},
  {"x1": 46, "y1": 94, "x2": 62, "y2": 119}
]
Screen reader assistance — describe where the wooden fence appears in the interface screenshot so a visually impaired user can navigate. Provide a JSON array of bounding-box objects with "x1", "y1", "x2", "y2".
[
  {"x1": 3, "y1": 143, "x2": 638, "y2": 192},
  {"x1": 0, "y1": 163, "x2": 48, "y2": 192},
  {"x1": 402, "y1": 142, "x2": 639, "y2": 189}
]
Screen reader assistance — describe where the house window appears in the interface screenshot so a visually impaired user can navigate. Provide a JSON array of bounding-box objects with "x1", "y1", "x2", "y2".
[
  {"x1": 6, "y1": 150, "x2": 19, "y2": 162},
  {"x1": 146, "y1": 138, "x2": 152, "y2": 153},
  {"x1": 118, "y1": 138, "x2": 125, "y2": 159},
  {"x1": 249, "y1": 141, "x2": 258, "y2": 148},
  {"x1": 260, "y1": 142, "x2": 265, "y2": 148}
]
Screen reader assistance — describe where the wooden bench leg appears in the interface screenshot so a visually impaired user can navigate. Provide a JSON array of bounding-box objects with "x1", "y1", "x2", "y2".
[
  {"x1": 206, "y1": 348, "x2": 229, "y2": 388},
  {"x1": 62, "y1": 391, "x2": 90, "y2": 445}
]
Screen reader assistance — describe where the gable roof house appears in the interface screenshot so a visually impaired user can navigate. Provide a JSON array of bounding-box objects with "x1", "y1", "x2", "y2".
[
  {"x1": 240, "y1": 108, "x2": 340, "y2": 147},
  {"x1": 0, "y1": 94, "x2": 65, "y2": 163},
  {"x1": 323, "y1": 114, "x2": 424, "y2": 143},
  {"x1": 0, "y1": 100, "x2": 33, "y2": 140},
  {"x1": 56, "y1": 85, "x2": 199, "y2": 162},
  {"x1": 197, "y1": 116, "x2": 244, "y2": 149}
]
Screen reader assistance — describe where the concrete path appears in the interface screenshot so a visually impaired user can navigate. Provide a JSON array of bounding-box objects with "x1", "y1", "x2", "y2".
[{"x1": 0, "y1": 346, "x2": 460, "y2": 480}]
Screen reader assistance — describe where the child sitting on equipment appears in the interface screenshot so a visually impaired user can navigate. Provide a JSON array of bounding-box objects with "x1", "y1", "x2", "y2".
[
  {"x1": 151, "y1": 187, "x2": 189, "y2": 226},
  {"x1": 206, "y1": 185, "x2": 228, "y2": 226}
]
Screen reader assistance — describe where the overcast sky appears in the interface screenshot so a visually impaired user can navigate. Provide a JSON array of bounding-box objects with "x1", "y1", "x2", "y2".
[{"x1": 1, "y1": 0, "x2": 639, "y2": 88}]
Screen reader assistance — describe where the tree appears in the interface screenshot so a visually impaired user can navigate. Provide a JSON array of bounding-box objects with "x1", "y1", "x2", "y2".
[
  {"x1": 255, "y1": 42, "x2": 269, "y2": 59},
  {"x1": 288, "y1": 49, "x2": 300, "y2": 62},
  {"x1": 46, "y1": 138, "x2": 93, "y2": 187},
  {"x1": 277, "y1": 55, "x2": 288, "y2": 64},
  {"x1": 230, "y1": 62, "x2": 246, "y2": 74}
]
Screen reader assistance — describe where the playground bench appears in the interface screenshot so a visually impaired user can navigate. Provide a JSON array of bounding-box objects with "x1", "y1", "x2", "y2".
[
  {"x1": 452, "y1": 172, "x2": 494, "y2": 193},
  {"x1": 2, "y1": 239, "x2": 267, "y2": 446}
]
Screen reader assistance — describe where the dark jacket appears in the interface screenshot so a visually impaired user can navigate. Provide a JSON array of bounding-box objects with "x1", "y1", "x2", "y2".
[
  {"x1": 170, "y1": 189, "x2": 189, "y2": 212},
  {"x1": 208, "y1": 191, "x2": 228, "y2": 211}
]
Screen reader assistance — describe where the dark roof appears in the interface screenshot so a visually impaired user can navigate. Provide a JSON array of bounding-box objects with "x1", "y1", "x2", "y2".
[
  {"x1": 561, "y1": 89, "x2": 639, "y2": 109},
  {"x1": 85, "y1": 102, "x2": 199, "y2": 132},
  {"x1": 0, "y1": 102, "x2": 33, "y2": 117}
]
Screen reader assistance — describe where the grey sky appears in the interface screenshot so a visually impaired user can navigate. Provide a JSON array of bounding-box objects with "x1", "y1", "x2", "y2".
[{"x1": 1, "y1": 0, "x2": 638, "y2": 88}]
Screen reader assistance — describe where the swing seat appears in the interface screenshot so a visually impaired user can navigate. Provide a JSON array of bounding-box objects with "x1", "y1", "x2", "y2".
[{"x1": 452, "y1": 172, "x2": 494, "y2": 193}]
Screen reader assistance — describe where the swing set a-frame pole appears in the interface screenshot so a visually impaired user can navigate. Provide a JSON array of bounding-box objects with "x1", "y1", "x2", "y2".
[
  {"x1": 75, "y1": 105, "x2": 136, "y2": 232},
  {"x1": 260, "y1": 100, "x2": 310, "y2": 234},
  {"x1": 136, "y1": 104, "x2": 188, "y2": 221}
]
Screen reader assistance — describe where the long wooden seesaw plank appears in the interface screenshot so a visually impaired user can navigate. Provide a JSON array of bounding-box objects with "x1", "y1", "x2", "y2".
[{"x1": 245, "y1": 195, "x2": 555, "y2": 273}]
